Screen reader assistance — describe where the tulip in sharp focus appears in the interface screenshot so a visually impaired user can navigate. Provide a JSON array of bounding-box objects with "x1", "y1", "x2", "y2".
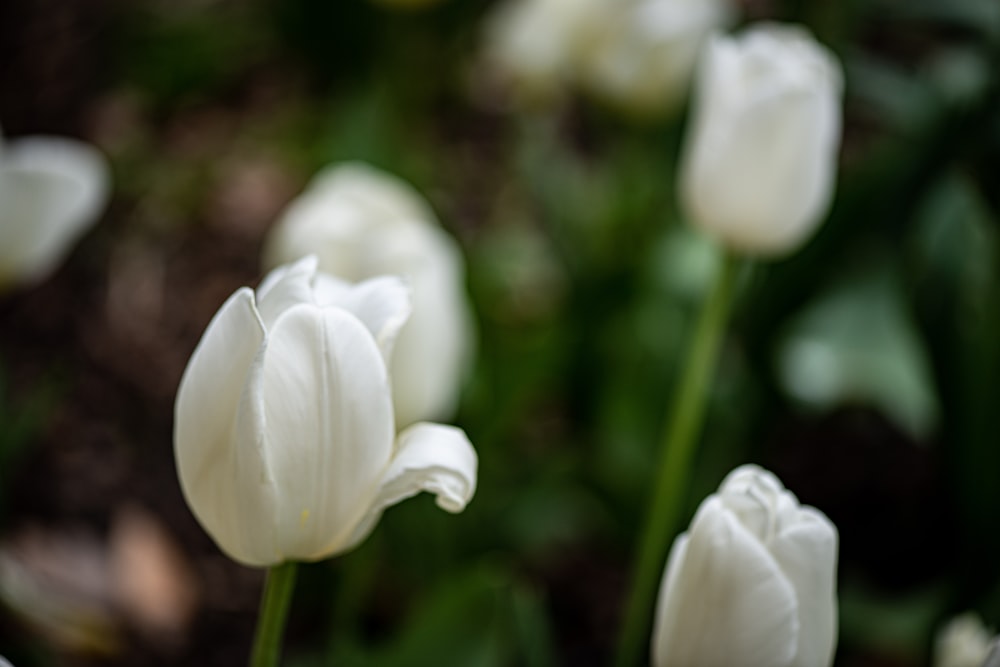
[
  {"x1": 652, "y1": 464, "x2": 838, "y2": 667},
  {"x1": 679, "y1": 24, "x2": 843, "y2": 256},
  {"x1": 263, "y1": 162, "x2": 473, "y2": 428},
  {"x1": 0, "y1": 129, "x2": 109, "y2": 289},
  {"x1": 174, "y1": 257, "x2": 478, "y2": 567}
]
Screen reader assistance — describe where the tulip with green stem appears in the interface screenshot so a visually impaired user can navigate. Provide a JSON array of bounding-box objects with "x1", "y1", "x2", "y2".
[
  {"x1": 173, "y1": 257, "x2": 478, "y2": 666},
  {"x1": 615, "y1": 22, "x2": 844, "y2": 667},
  {"x1": 615, "y1": 249, "x2": 739, "y2": 667}
]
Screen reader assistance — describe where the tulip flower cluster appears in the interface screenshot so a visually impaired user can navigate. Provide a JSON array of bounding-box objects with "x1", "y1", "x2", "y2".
[
  {"x1": 4, "y1": 0, "x2": 996, "y2": 664},
  {"x1": 481, "y1": 0, "x2": 734, "y2": 114},
  {"x1": 169, "y1": 15, "x2": 851, "y2": 667}
]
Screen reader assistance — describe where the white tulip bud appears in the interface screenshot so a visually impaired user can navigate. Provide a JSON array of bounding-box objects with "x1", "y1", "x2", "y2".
[
  {"x1": 579, "y1": 0, "x2": 734, "y2": 116},
  {"x1": 174, "y1": 256, "x2": 478, "y2": 567},
  {"x1": 935, "y1": 613, "x2": 998, "y2": 667},
  {"x1": 263, "y1": 163, "x2": 474, "y2": 429},
  {"x1": 679, "y1": 24, "x2": 843, "y2": 256},
  {"x1": 0, "y1": 131, "x2": 109, "y2": 288},
  {"x1": 652, "y1": 464, "x2": 839, "y2": 667}
]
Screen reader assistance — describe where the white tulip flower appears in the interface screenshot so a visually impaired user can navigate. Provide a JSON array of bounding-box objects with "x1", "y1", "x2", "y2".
[
  {"x1": 174, "y1": 256, "x2": 478, "y2": 567},
  {"x1": 580, "y1": 0, "x2": 734, "y2": 115},
  {"x1": 652, "y1": 464, "x2": 838, "y2": 667},
  {"x1": 480, "y1": 0, "x2": 609, "y2": 105},
  {"x1": 263, "y1": 162, "x2": 473, "y2": 429},
  {"x1": 935, "y1": 613, "x2": 998, "y2": 667},
  {"x1": 679, "y1": 24, "x2": 843, "y2": 256},
  {"x1": 0, "y1": 130, "x2": 109, "y2": 288}
]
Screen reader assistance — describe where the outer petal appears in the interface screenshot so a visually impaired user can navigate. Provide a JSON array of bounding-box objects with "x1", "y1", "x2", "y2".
[
  {"x1": 253, "y1": 304, "x2": 395, "y2": 562},
  {"x1": 336, "y1": 422, "x2": 477, "y2": 554},
  {"x1": 312, "y1": 273, "x2": 412, "y2": 365},
  {"x1": 686, "y1": 83, "x2": 840, "y2": 253},
  {"x1": 174, "y1": 288, "x2": 279, "y2": 566},
  {"x1": 368, "y1": 223, "x2": 474, "y2": 427},
  {"x1": 651, "y1": 532, "x2": 691, "y2": 666},
  {"x1": 0, "y1": 136, "x2": 109, "y2": 285},
  {"x1": 770, "y1": 508, "x2": 839, "y2": 667},
  {"x1": 651, "y1": 497, "x2": 799, "y2": 667}
]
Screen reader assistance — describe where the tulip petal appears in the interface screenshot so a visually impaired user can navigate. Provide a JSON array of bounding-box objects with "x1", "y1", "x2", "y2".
[
  {"x1": 652, "y1": 497, "x2": 799, "y2": 667},
  {"x1": 254, "y1": 304, "x2": 395, "y2": 561},
  {"x1": 174, "y1": 288, "x2": 279, "y2": 566},
  {"x1": 367, "y1": 223, "x2": 472, "y2": 427},
  {"x1": 0, "y1": 137, "x2": 109, "y2": 285},
  {"x1": 337, "y1": 422, "x2": 477, "y2": 553},
  {"x1": 770, "y1": 507, "x2": 839, "y2": 667},
  {"x1": 255, "y1": 256, "x2": 319, "y2": 329},
  {"x1": 312, "y1": 273, "x2": 412, "y2": 364}
]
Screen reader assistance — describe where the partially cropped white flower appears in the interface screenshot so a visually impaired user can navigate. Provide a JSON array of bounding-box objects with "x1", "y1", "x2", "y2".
[
  {"x1": 0, "y1": 655, "x2": 12, "y2": 667},
  {"x1": 935, "y1": 613, "x2": 998, "y2": 667},
  {"x1": 680, "y1": 23, "x2": 843, "y2": 256},
  {"x1": 652, "y1": 464, "x2": 838, "y2": 667},
  {"x1": 579, "y1": 0, "x2": 734, "y2": 115},
  {"x1": 480, "y1": 0, "x2": 608, "y2": 105},
  {"x1": 174, "y1": 257, "x2": 477, "y2": 567},
  {"x1": 0, "y1": 130, "x2": 110, "y2": 288},
  {"x1": 263, "y1": 163, "x2": 473, "y2": 428}
]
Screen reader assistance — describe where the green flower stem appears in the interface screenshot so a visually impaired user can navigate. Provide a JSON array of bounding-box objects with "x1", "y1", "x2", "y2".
[
  {"x1": 250, "y1": 561, "x2": 299, "y2": 667},
  {"x1": 615, "y1": 251, "x2": 740, "y2": 667}
]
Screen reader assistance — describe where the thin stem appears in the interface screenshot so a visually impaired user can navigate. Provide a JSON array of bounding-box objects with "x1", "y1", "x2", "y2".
[
  {"x1": 250, "y1": 561, "x2": 299, "y2": 667},
  {"x1": 614, "y1": 252, "x2": 739, "y2": 667}
]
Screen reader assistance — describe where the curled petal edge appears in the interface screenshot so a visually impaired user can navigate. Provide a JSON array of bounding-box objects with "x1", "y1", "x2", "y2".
[{"x1": 337, "y1": 422, "x2": 478, "y2": 553}]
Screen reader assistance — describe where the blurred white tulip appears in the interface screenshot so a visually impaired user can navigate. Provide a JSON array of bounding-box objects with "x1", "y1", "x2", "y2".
[
  {"x1": 263, "y1": 163, "x2": 474, "y2": 428},
  {"x1": 174, "y1": 257, "x2": 477, "y2": 567},
  {"x1": 0, "y1": 656, "x2": 12, "y2": 667},
  {"x1": 0, "y1": 130, "x2": 110, "y2": 288},
  {"x1": 652, "y1": 464, "x2": 838, "y2": 667},
  {"x1": 680, "y1": 24, "x2": 843, "y2": 256},
  {"x1": 935, "y1": 613, "x2": 998, "y2": 667},
  {"x1": 580, "y1": 0, "x2": 734, "y2": 115},
  {"x1": 480, "y1": 0, "x2": 608, "y2": 105}
]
